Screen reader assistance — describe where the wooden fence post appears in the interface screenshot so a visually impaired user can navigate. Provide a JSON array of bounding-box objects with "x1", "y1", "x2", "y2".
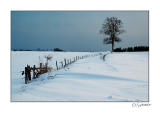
[
  {"x1": 27, "y1": 65, "x2": 31, "y2": 81},
  {"x1": 25, "y1": 66, "x2": 28, "y2": 84},
  {"x1": 56, "y1": 61, "x2": 58, "y2": 70},
  {"x1": 67, "y1": 59, "x2": 69, "y2": 65},
  {"x1": 64, "y1": 59, "x2": 67, "y2": 67},
  {"x1": 33, "y1": 65, "x2": 36, "y2": 79},
  {"x1": 40, "y1": 62, "x2": 42, "y2": 69},
  {"x1": 38, "y1": 63, "x2": 42, "y2": 75}
]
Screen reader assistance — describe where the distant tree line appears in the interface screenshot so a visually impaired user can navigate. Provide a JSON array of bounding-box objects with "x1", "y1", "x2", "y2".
[
  {"x1": 114, "y1": 46, "x2": 149, "y2": 52},
  {"x1": 12, "y1": 48, "x2": 64, "y2": 51},
  {"x1": 53, "y1": 48, "x2": 63, "y2": 51}
]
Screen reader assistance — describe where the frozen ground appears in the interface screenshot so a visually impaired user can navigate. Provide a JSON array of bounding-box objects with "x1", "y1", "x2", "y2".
[{"x1": 11, "y1": 51, "x2": 148, "y2": 101}]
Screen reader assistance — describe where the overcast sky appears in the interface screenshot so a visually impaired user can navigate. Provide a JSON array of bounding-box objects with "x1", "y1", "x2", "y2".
[{"x1": 11, "y1": 11, "x2": 149, "y2": 51}]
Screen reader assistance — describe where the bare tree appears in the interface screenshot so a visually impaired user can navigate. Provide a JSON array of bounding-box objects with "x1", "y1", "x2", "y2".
[
  {"x1": 100, "y1": 17, "x2": 125, "y2": 52},
  {"x1": 44, "y1": 55, "x2": 53, "y2": 66}
]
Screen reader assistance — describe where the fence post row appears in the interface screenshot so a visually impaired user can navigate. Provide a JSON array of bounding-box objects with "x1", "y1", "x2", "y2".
[{"x1": 23, "y1": 53, "x2": 102, "y2": 84}]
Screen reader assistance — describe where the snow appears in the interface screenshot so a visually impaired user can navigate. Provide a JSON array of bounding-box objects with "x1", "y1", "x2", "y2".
[{"x1": 11, "y1": 51, "x2": 148, "y2": 101}]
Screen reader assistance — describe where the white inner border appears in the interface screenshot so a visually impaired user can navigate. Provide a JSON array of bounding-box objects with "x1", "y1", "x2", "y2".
[{"x1": 0, "y1": 0, "x2": 159, "y2": 113}]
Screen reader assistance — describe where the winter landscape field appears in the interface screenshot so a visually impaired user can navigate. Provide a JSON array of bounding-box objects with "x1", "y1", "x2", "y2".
[
  {"x1": 11, "y1": 51, "x2": 148, "y2": 101},
  {"x1": 11, "y1": 11, "x2": 149, "y2": 102}
]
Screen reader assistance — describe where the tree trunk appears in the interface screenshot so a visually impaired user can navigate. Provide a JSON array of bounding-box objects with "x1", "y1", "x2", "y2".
[
  {"x1": 111, "y1": 34, "x2": 115, "y2": 52},
  {"x1": 112, "y1": 40, "x2": 114, "y2": 52}
]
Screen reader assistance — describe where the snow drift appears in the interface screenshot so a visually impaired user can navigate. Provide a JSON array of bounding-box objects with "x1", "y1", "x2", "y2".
[{"x1": 11, "y1": 51, "x2": 148, "y2": 101}]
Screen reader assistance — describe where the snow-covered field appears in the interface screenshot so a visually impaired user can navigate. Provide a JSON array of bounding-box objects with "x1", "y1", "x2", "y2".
[{"x1": 11, "y1": 51, "x2": 148, "y2": 101}]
